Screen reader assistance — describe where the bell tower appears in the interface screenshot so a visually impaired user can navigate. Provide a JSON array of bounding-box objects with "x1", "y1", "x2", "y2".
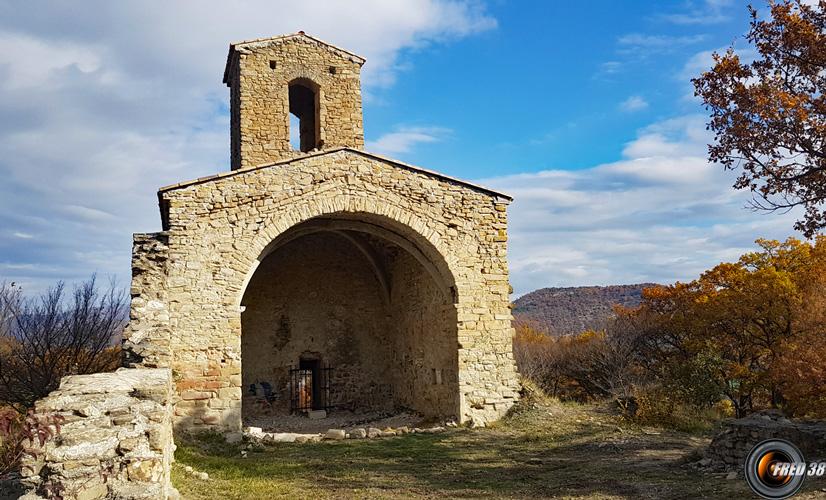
[{"x1": 223, "y1": 32, "x2": 366, "y2": 170}]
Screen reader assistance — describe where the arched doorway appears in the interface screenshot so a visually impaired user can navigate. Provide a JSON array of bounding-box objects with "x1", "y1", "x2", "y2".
[{"x1": 240, "y1": 214, "x2": 459, "y2": 429}]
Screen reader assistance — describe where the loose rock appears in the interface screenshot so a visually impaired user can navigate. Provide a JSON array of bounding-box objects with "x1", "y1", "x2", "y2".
[{"x1": 324, "y1": 429, "x2": 346, "y2": 440}]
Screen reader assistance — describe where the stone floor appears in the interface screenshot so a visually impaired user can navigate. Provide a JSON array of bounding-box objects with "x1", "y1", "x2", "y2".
[{"x1": 244, "y1": 409, "x2": 436, "y2": 434}]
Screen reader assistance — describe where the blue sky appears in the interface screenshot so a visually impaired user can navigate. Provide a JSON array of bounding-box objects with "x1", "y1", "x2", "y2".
[
  {"x1": 366, "y1": 1, "x2": 747, "y2": 176},
  {"x1": 0, "y1": 0, "x2": 803, "y2": 297}
]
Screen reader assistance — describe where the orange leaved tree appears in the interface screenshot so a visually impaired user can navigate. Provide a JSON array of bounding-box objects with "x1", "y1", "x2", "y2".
[
  {"x1": 693, "y1": 1, "x2": 826, "y2": 237},
  {"x1": 631, "y1": 237, "x2": 826, "y2": 417}
]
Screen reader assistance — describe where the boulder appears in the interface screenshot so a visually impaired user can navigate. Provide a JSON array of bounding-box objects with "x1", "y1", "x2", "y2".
[{"x1": 324, "y1": 429, "x2": 346, "y2": 440}]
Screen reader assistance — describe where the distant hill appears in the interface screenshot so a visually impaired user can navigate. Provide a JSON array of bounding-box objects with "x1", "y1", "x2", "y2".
[{"x1": 512, "y1": 284, "x2": 658, "y2": 336}]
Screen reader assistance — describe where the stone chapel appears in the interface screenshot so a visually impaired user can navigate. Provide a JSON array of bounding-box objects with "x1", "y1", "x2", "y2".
[{"x1": 123, "y1": 32, "x2": 519, "y2": 432}]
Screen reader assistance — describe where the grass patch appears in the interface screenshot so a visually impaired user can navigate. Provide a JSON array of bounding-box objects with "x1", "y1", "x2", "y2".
[{"x1": 173, "y1": 399, "x2": 826, "y2": 499}]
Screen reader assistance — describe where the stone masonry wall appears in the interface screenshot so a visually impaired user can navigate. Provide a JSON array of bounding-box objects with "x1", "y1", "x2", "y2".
[
  {"x1": 389, "y1": 250, "x2": 458, "y2": 417},
  {"x1": 240, "y1": 229, "x2": 459, "y2": 420},
  {"x1": 20, "y1": 368, "x2": 177, "y2": 500},
  {"x1": 240, "y1": 231, "x2": 393, "y2": 415},
  {"x1": 227, "y1": 35, "x2": 364, "y2": 169},
  {"x1": 705, "y1": 411, "x2": 826, "y2": 471},
  {"x1": 123, "y1": 233, "x2": 172, "y2": 369},
  {"x1": 133, "y1": 148, "x2": 520, "y2": 431}
]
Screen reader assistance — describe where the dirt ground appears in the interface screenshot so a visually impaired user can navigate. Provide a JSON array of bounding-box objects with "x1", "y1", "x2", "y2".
[{"x1": 243, "y1": 409, "x2": 431, "y2": 433}]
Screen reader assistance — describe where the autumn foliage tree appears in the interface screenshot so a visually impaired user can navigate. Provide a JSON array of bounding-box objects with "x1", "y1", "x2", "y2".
[
  {"x1": 627, "y1": 237, "x2": 826, "y2": 417},
  {"x1": 515, "y1": 237, "x2": 826, "y2": 420},
  {"x1": 693, "y1": 1, "x2": 826, "y2": 237},
  {"x1": 768, "y1": 238, "x2": 826, "y2": 416}
]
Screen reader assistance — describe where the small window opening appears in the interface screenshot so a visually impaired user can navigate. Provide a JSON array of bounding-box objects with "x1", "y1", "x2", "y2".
[
  {"x1": 328, "y1": 66, "x2": 336, "y2": 74},
  {"x1": 269, "y1": 60, "x2": 277, "y2": 70},
  {"x1": 288, "y1": 79, "x2": 319, "y2": 152}
]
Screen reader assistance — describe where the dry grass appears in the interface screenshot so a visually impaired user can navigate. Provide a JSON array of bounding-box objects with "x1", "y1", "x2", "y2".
[{"x1": 173, "y1": 397, "x2": 826, "y2": 499}]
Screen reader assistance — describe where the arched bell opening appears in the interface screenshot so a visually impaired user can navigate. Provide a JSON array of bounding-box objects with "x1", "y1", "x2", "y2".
[{"x1": 288, "y1": 78, "x2": 320, "y2": 152}]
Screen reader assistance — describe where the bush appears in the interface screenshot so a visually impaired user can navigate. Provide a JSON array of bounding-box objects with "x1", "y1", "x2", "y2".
[
  {"x1": 513, "y1": 315, "x2": 646, "y2": 405},
  {"x1": 631, "y1": 386, "x2": 722, "y2": 433},
  {"x1": 512, "y1": 321, "x2": 577, "y2": 398},
  {"x1": 0, "y1": 406, "x2": 63, "y2": 476},
  {"x1": 0, "y1": 277, "x2": 124, "y2": 411}
]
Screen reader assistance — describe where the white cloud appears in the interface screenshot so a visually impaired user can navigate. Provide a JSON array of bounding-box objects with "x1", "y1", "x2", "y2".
[
  {"x1": 366, "y1": 126, "x2": 451, "y2": 155},
  {"x1": 0, "y1": 0, "x2": 495, "y2": 292},
  {"x1": 479, "y1": 114, "x2": 802, "y2": 297},
  {"x1": 597, "y1": 61, "x2": 622, "y2": 76},
  {"x1": 617, "y1": 34, "x2": 707, "y2": 56},
  {"x1": 657, "y1": 0, "x2": 734, "y2": 25},
  {"x1": 0, "y1": 33, "x2": 103, "y2": 90},
  {"x1": 681, "y1": 48, "x2": 720, "y2": 81},
  {"x1": 619, "y1": 95, "x2": 648, "y2": 112},
  {"x1": 621, "y1": 115, "x2": 710, "y2": 158}
]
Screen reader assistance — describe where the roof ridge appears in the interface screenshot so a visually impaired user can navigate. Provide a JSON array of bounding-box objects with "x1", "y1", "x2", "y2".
[
  {"x1": 229, "y1": 32, "x2": 366, "y2": 63},
  {"x1": 157, "y1": 148, "x2": 512, "y2": 201},
  {"x1": 223, "y1": 32, "x2": 365, "y2": 84}
]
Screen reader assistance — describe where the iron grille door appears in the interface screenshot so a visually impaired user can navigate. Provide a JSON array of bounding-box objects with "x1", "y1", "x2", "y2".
[{"x1": 289, "y1": 364, "x2": 333, "y2": 412}]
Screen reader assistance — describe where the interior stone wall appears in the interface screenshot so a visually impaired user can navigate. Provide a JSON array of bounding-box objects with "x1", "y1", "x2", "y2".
[
  {"x1": 241, "y1": 232, "x2": 392, "y2": 415},
  {"x1": 240, "y1": 229, "x2": 459, "y2": 421},
  {"x1": 389, "y1": 251, "x2": 459, "y2": 417}
]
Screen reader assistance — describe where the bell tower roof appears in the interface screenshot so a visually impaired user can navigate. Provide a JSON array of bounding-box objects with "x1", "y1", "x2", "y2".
[{"x1": 223, "y1": 32, "x2": 365, "y2": 86}]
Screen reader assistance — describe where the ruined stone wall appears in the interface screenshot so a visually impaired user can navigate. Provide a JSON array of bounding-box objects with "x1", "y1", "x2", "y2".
[
  {"x1": 20, "y1": 368, "x2": 177, "y2": 500},
  {"x1": 133, "y1": 148, "x2": 519, "y2": 431},
  {"x1": 227, "y1": 37, "x2": 364, "y2": 169},
  {"x1": 705, "y1": 412, "x2": 826, "y2": 471},
  {"x1": 240, "y1": 232, "x2": 392, "y2": 415},
  {"x1": 389, "y1": 251, "x2": 458, "y2": 417},
  {"x1": 123, "y1": 233, "x2": 172, "y2": 369}
]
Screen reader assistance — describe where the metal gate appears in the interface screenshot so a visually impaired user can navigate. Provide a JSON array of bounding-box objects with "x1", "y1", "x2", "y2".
[{"x1": 289, "y1": 363, "x2": 333, "y2": 413}]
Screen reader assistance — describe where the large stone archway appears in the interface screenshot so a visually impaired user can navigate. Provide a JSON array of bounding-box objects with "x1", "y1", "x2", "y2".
[
  {"x1": 125, "y1": 148, "x2": 519, "y2": 433},
  {"x1": 240, "y1": 214, "x2": 460, "y2": 426}
]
